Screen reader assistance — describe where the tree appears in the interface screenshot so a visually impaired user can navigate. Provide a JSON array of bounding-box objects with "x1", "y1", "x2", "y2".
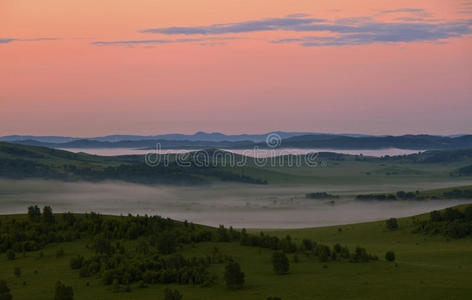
[
  {"x1": 271, "y1": 252, "x2": 290, "y2": 275},
  {"x1": 54, "y1": 281, "x2": 73, "y2": 300},
  {"x1": 14, "y1": 267, "x2": 21, "y2": 277},
  {"x1": 163, "y1": 288, "x2": 182, "y2": 300},
  {"x1": 42, "y1": 206, "x2": 55, "y2": 224},
  {"x1": 70, "y1": 255, "x2": 84, "y2": 270},
  {"x1": 217, "y1": 225, "x2": 230, "y2": 242},
  {"x1": 302, "y1": 239, "x2": 313, "y2": 251},
  {"x1": 385, "y1": 251, "x2": 395, "y2": 262},
  {"x1": 224, "y1": 261, "x2": 245, "y2": 289},
  {"x1": 0, "y1": 280, "x2": 12, "y2": 300},
  {"x1": 27, "y1": 205, "x2": 41, "y2": 222},
  {"x1": 386, "y1": 218, "x2": 398, "y2": 230}
]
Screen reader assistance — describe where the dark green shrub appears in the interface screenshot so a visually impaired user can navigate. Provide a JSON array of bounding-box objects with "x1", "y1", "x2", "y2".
[
  {"x1": 386, "y1": 218, "x2": 398, "y2": 230},
  {"x1": 385, "y1": 251, "x2": 395, "y2": 262},
  {"x1": 70, "y1": 255, "x2": 84, "y2": 269},
  {"x1": 164, "y1": 288, "x2": 182, "y2": 300},
  {"x1": 271, "y1": 252, "x2": 290, "y2": 274},
  {"x1": 224, "y1": 261, "x2": 245, "y2": 289},
  {"x1": 0, "y1": 280, "x2": 12, "y2": 300}
]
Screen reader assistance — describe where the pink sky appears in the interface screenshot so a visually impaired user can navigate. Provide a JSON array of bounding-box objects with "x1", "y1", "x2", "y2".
[{"x1": 1, "y1": 0, "x2": 471, "y2": 137}]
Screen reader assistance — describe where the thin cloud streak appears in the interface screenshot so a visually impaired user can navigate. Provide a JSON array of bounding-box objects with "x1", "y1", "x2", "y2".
[
  {"x1": 0, "y1": 37, "x2": 61, "y2": 44},
  {"x1": 376, "y1": 8, "x2": 433, "y2": 18},
  {"x1": 91, "y1": 37, "x2": 240, "y2": 46},
  {"x1": 140, "y1": 16, "x2": 326, "y2": 35}
]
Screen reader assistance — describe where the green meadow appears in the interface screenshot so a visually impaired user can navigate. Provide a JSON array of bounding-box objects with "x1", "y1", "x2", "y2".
[{"x1": 1, "y1": 204, "x2": 471, "y2": 300}]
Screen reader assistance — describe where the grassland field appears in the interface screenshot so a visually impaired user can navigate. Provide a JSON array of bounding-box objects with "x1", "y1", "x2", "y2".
[{"x1": 1, "y1": 204, "x2": 471, "y2": 300}]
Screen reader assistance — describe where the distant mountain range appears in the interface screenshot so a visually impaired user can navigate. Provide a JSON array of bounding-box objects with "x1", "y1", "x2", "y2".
[
  {"x1": 1, "y1": 132, "x2": 471, "y2": 150},
  {"x1": 0, "y1": 131, "x2": 370, "y2": 143}
]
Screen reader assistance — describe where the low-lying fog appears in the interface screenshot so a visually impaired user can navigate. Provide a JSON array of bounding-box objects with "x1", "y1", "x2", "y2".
[
  {"x1": 1, "y1": 180, "x2": 471, "y2": 229},
  {"x1": 61, "y1": 148, "x2": 422, "y2": 157}
]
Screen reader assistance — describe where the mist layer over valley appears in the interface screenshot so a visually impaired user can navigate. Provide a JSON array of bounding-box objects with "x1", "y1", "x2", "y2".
[{"x1": 2, "y1": 179, "x2": 471, "y2": 228}]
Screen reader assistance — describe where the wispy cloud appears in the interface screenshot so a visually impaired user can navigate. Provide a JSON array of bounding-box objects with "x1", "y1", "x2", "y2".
[
  {"x1": 139, "y1": 16, "x2": 326, "y2": 35},
  {"x1": 91, "y1": 37, "x2": 240, "y2": 46},
  {"x1": 0, "y1": 37, "x2": 61, "y2": 44},
  {"x1": 138, "y1": 11, "x2": 472, "y2": 47},
  {"x1": 376, "y1": 8, "x2": 433, "y2": 18},
  {"x1": 271, "y1": 20, "x2": 472, "y2": 46},
  {"x1": 394, "y1": 17, "x2": 442, "y2": 22}
]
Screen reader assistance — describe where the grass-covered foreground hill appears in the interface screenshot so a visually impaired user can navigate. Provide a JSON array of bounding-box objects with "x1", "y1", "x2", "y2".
[{"x1": 0, "y1": 205, "x2": 471, "y2": 300}]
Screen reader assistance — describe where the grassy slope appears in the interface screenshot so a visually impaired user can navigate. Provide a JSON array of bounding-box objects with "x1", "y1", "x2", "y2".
[
  {"x1": 1, "y1": 207, "x2": 471, "y2": 300},
  {"x1": 2, "y1": 141, "x2": 472, "y2": 186}
]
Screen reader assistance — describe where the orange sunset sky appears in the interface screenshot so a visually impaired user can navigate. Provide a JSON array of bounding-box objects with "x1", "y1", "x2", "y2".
[{"x1": 1, "y1": 0, "x2": 471, "y2": 137}]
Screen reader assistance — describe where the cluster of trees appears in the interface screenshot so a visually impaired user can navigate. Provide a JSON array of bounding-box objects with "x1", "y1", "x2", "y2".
[
  {"x1": 305, "y1": 192, "x2": 339, "y2": 200},
  {"x1": 413, "y1": 206, "x2": 472, "y2": 238},
  {"x1": 0, "y1": 158, "x2": 60, "y2": 179},
  {"x1": 356, "y1": 190, "x2": 418, "y2": 201},
  {"x1": 355, "y1": 193, "x2": 397, "y2": 201},
  {"x1": 240, "y1": 231, "x2": 297, "y2": 253},
  {"x1": 0, "y1": 206, "x2": 215, "y2": 257},
  {"x1": 356, "y1": 189, "x2": 472, "y2": 201},
  {"x1": 441, "y1": 189, "x2": 472, "y2": 199},
  {"x1": 74, "y1": 237, "x2": 216, "y2": 288},
  {"x1": 300, "y1": 239, "x2": 377, "y2": 263}
]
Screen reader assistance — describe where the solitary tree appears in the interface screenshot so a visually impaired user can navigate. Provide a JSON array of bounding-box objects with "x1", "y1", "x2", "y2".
[
  {"x1": 385, "y1": 218, "x2": 398, "y2": 230},
  {"x1": 163, "y1": 288, "x2": 182, "y2": 300},
  {"x1": 224, "y1": 261, "x2": 245, "y2": 289},
  {"x1": 14, "y1": 267, "x2": 21, "y2": 277},
  {"x1": 54, "y1": 281, "x2": 73, "y2": 300},
  {"x1": 0, "y1": 280, "x2": 12, "y2": 300},
  {"x1": 271, "y1": 252, "x2": 290, "y2": 275},
  {"x1": 385, "y1": 251, "x2": 396, "y2": 262}
]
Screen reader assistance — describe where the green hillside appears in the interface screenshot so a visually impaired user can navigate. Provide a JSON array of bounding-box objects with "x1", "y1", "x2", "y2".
[{"x1": 0, "y1": 204, "x2": 471, "y2": 300}]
